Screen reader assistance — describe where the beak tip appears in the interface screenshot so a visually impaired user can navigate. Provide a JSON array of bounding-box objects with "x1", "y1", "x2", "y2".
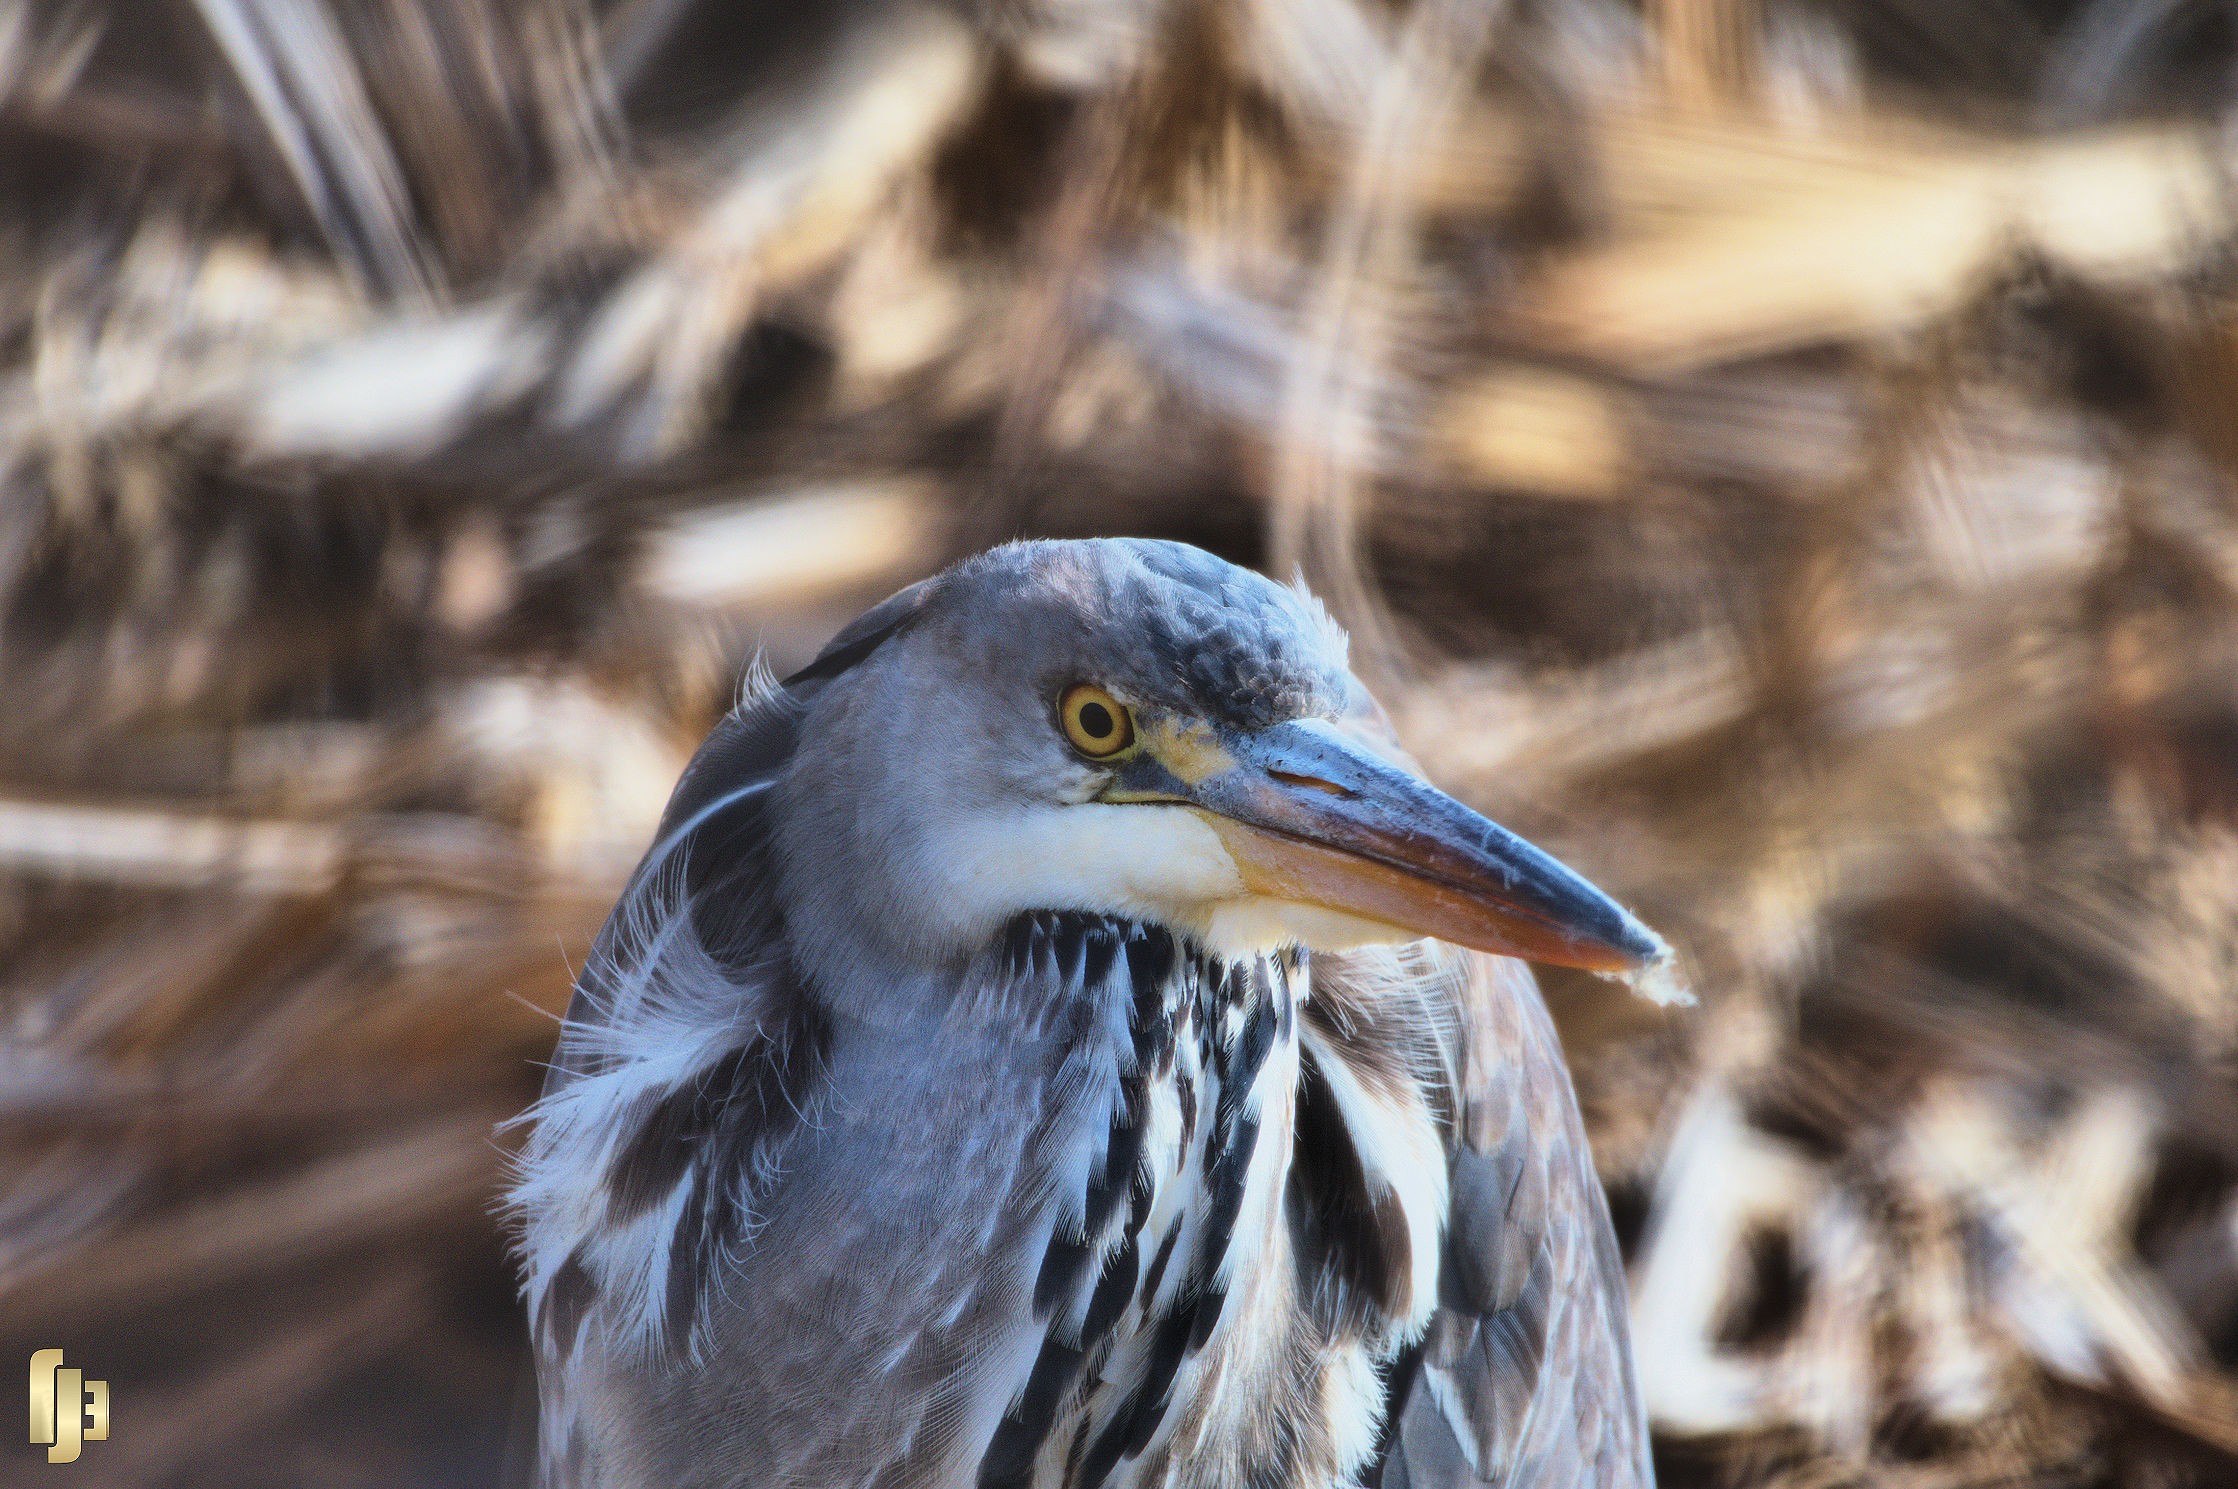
[{"x1": 1600, "y1": 916, "x2": 1694, "y2": 1007}]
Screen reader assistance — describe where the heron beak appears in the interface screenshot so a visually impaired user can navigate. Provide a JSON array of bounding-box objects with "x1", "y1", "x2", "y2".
[{"x1": 1111, "y1": 716, "x2": 1666, "y2": 972}]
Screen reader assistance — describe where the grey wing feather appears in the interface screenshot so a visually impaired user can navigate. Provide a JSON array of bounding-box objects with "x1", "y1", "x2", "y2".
[
  {"x1": 513, "y1": 684, "x2": 840, "y2": 1487},
  {"x1": 515, "y1": 678, "x2": 1113, "y2": 1489},
  {"x1": 1379, "y1": 954, "x2": 1654, "y2": 1489}
]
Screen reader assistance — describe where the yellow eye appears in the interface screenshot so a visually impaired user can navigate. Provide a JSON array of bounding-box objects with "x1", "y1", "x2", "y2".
[{"x1": 1060, "y1": 684, "x2": 1135, "y2": 759}]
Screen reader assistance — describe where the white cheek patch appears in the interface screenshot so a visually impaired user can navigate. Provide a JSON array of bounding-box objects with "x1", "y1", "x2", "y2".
[
  {"x1": 928, "y1": 802, "x2": 1249, "y2": 939},
  {"x1": 1202, "y1": 900, "x2": 1426, "y2": 959},
  {"x1": 923, "y1": 804, "x2": 1455, "y2": 961}
]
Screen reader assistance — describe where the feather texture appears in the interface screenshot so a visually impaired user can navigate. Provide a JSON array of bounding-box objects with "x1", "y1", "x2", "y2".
[
  {"x1": 1373, "y1": 952, "x2": 1653, "y2": 1489},
  {"x1": 509, "y1": 559, "x2": 1651, "y2": 1488}
]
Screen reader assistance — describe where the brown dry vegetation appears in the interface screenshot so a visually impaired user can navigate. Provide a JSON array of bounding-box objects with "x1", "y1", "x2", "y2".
[{"x1": 2, "y1": 0, "x2": 2236, "y2": 1485}]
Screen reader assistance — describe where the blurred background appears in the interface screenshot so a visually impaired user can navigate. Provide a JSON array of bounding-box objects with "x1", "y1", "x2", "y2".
[{"x1": 2, "y1": 0, "x2": 2237, "y2": 1484}]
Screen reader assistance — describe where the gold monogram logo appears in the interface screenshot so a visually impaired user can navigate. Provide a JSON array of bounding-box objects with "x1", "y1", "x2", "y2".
[{"x1": 26, "y1": 1351, "x2": 107, "y2": 1466}]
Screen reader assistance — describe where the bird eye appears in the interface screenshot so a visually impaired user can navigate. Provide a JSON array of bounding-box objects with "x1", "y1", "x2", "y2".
[{"x1": 1059, "y1": 684, "x2": 1134, "y2": 759}]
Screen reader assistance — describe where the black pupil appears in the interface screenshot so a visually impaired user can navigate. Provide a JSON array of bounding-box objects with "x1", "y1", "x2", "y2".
[{"x1": 1077, "y1": 701, "x2": 1114, "y2": 741}]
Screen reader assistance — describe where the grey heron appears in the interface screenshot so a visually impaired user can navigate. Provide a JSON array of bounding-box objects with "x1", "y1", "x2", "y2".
[{"x1": 511, "y1": 537, "x2": 1671, "y2": 1488}]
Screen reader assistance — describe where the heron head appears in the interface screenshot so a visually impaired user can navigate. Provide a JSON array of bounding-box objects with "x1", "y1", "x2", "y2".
[{"x1": 770, "y1": 538, "x2": 1666, "y2": 987}]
